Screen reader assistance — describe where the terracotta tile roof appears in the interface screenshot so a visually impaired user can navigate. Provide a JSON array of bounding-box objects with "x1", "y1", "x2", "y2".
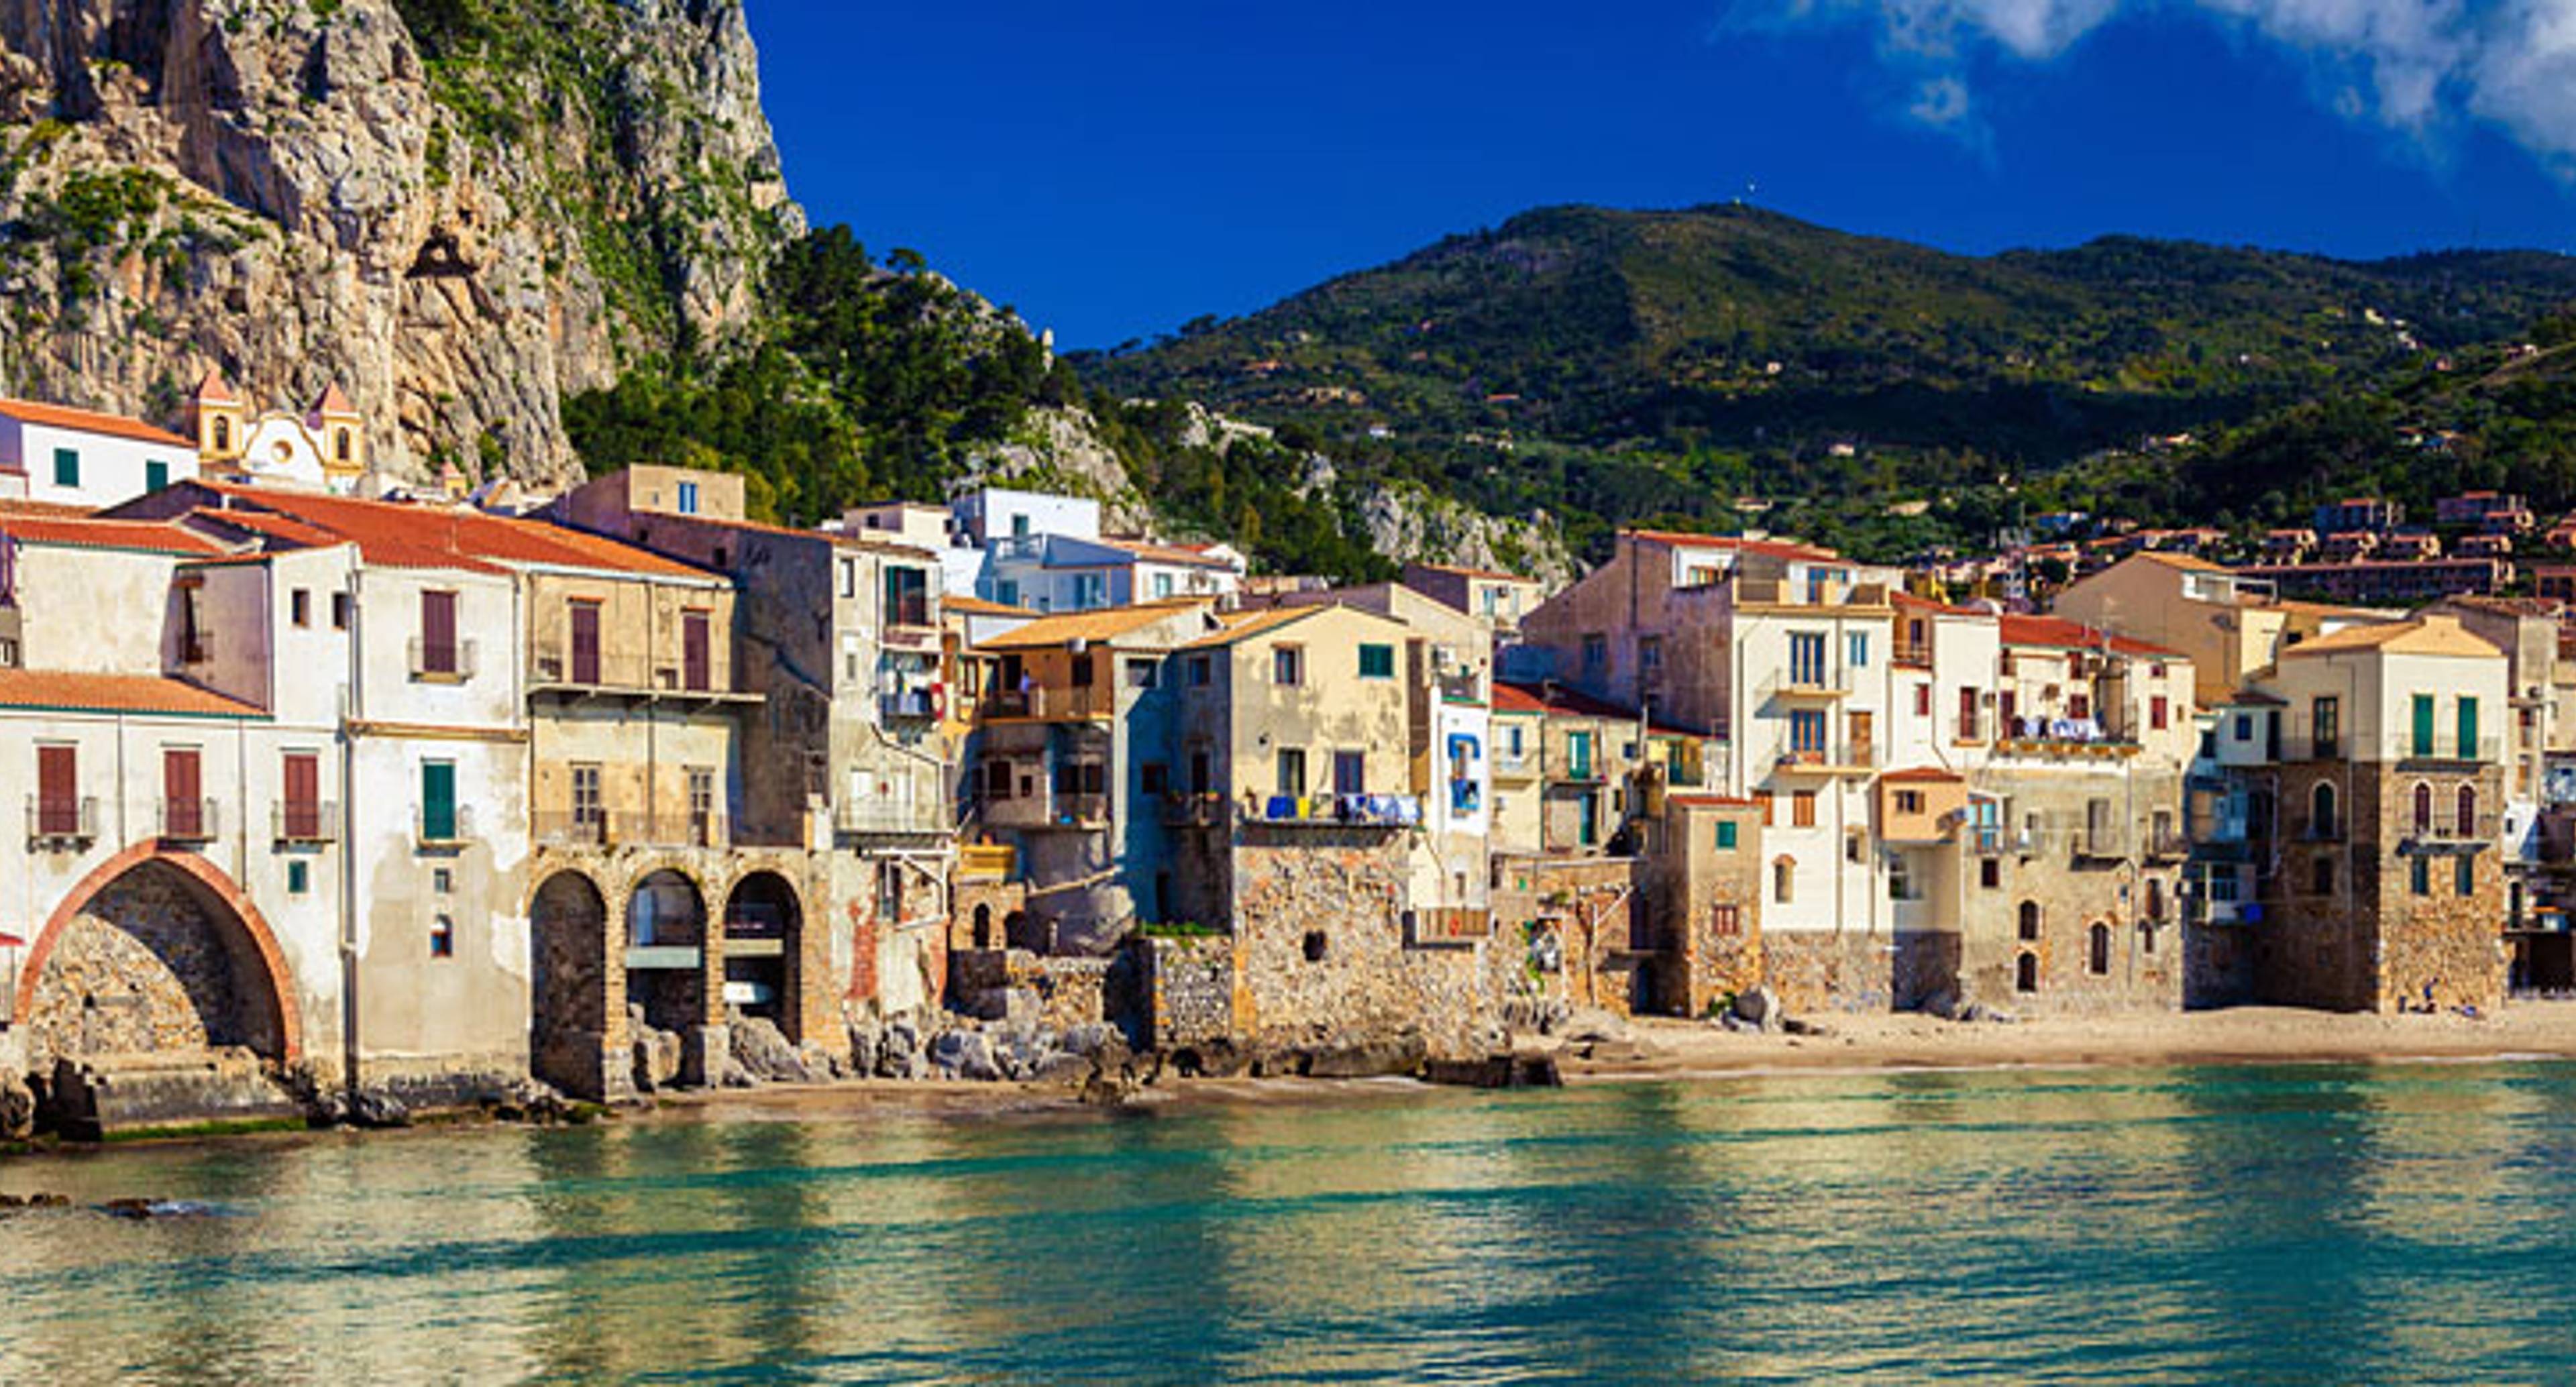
[
  {"x1": 0, "y1": 669, "x2": 263, "y2": 718},
  {"x1": 193, "y1": 370, "x2": 239, "y2": 406},
  {"x1": 977, "y1": 599, "x2": 1217, "y2": 651},
  {"x1": 0, "y1": 498, "x2": 96, "y2": 518},
  {"x1": 945, "y1": 594, "x2": 1034, "y2": 616},
  {"x1": 1091, "y1": 537, "x2": 1242, "y2": 570},
  {"x1": 0, "y1": 515, "x2": 228, "y2": 557},
  {"x1": 2132, "y1": 551, "x2": 2229, "y2": 573},
  {"x1": 1622, "y1": 528, "x2": 1843, "y2": 563},
  {"x1": 667, "y1": 510, "x2": 936, "y2": 557},
  {"x1": 1666, "y1": 793, "x2": 1758, "y2": 807},
  {"x1": 0, "y1": 396, "x2": 193, "y2": 448},
  {"x1": 2000, "y1": 613, "x2": 2178, "y2": 658},
  {"x1": 1179, "y1": 606, "x2": 1324, "y2": 649},
  {"x1": 2282, "y1": 615, "x2": 2503, "y2": 661},
  {"x1": 194, "y1": 482, "x2": 716, "y2": 580},
  {"x1": 1407, "y1": 560, "x2": 1530, "y2": 583},
  {"x1": 1880, "y1": 767, "x2": 1966, "y2": 783},
  {"x1": 1491, "y1": 679, "x2": 1693, "y2": 735}
]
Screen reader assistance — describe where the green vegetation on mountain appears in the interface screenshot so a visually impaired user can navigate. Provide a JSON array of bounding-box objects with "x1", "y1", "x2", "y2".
[{"x1": 1082, "y1": 203, "x2": 2576, "y2": 560}]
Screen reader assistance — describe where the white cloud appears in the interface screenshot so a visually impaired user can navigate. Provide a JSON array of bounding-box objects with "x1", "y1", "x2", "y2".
[{"x1": 1756, "y1": 0, "x2": 2576, "y2": 163}]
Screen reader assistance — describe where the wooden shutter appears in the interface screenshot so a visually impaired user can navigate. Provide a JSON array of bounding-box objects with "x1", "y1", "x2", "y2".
[
  {"x1": 37, "y1": 744, "x2": 74, "y2": 834},
  {"x1": 568, "y1": 600, "x2": 600, "y2": 684},
  {"x1": 283, "y1": 752, "x2": 320, "y2": 839},
  {"x1": 422, "y1": 590, "x2": 458, "y2": 673},
  {"x1": 163, "y1": 748, "x2": 202, "y2": 837},
  {"x1": 682, "y1": 609, "x2": 710, "y2": 691}
]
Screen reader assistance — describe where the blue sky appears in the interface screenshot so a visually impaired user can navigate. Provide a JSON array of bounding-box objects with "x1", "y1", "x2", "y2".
[{"x1": 750, "y1": 1, "x2": 2576, "y2": 350}]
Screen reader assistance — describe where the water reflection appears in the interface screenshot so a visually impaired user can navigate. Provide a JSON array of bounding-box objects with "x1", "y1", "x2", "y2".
[{"x1": 9, "y1": 1065, "x2": 2576, "y2": 1382}]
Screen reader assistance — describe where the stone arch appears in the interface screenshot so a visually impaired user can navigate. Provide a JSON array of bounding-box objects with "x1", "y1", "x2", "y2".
[
  {"x1": 14, "y1": 845, "x2": 301, "y2": 1068},
  {"x1": 625, "y1": 866, "x2": 709, "y2": 1037},
  {"x1": 2413, "y1": 781, "x2": 2434, "y2": 835},
  {"x1": 2312, "y1": 781, "x2": 2337, "y2": 838},
  {"x1": 722, "y1": 869, "x2": 804, "y2": 1037},
  {"x1": 2458, "y1": 783, "x2": 2478, "y2": 838},
  {"x1": 529, "y1": 869, "x2": 613, "y2": 1099}
]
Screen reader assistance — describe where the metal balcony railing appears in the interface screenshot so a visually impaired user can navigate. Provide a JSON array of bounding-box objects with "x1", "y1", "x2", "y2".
[
  {"x1": 836, "y1": 799, "x2": 951, "y2": 836},
  {"x1": 1247, "y1": 793, "x2": 1421, "y2": 828},
  {"x1": 2145, "y1": 827, "x2": 2192, "y2": 861},
  {"x1": 1774, "y1": 742, "x2": 1874, "y2": 772},
  {"x1": 534, "y1": 810, "x2": 729, "y2": 849},
  {"x1": 274, "y1": 800, "x2": 339, "y2": 843},
  {"x1": 979, "y1": 791, "x2": 1110, "y2": 830},
  {"x1": 2400, "y1": 736, "x2": 2507, "y2": 765},
  {"x1": 409, "y1": 637, "x2": 478, "y2": 681},
  {"x1": 417, "y1": 803, "x2": 476, "y2": 847},
  {"x1": 2406, "y1": 813, "x2": 2504, "y2": 847},
  {"x1": 1966, "y1": 824, "x2": 2033, "y2": 856},
  {"x1": 1758, "y1": 669, "x2": 1848, "y2": 704},
  {"x1": 27, "y1": 795, "x2": 98, "y2": 844},
  {"x1": 986, "y1": 685, "x2": 1114, "y2": 720},
  {"x1": 158, "y1": 797, "x2": 219, "y2": 842},
  {"x1": 530, "y1": 641, "x2": 727, "y2": 694}
]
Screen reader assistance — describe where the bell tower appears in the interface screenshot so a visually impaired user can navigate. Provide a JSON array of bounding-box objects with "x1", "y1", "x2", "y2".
[{"x1": 192, "y1": 369, "x2": 246, "y2": 463}]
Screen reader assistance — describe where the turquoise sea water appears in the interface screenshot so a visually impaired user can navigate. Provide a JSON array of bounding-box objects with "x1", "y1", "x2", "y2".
[{"x1": 6, "y1": 1063, "x2": 2576, "y2": 1384}]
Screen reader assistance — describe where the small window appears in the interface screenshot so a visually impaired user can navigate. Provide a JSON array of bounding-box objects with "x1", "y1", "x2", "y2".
[
  {"x1": 1126, "y1": 657, "x2": 1159, "y2": 689},
  {"x1": 1581, "y1": 634, "x2": 1607, "y2": 673},
  {"x1": 1715, "y1": 820, "x2": 1738, "y2": 850},
  {"x1": 1980, "y1": 858, "x2": 2000, "y2": 889},
  {"x1": 1152, "y1": 572, "x2": 1175, "y2": 599},
  {"x1": 1773, "y1": 858, "x2": 1794, "y2": 904},
  {"x1": 678, "y1": 480, "x2": 700, "y2": 515},
  {"x1": 1188, "y1": 655, "x2": 1212, "y2": 686},
  {"x1": 290, "y1": 589, "x2": 311, "y2": 628},
  {"x1": 430, "y1": 916, "x2": 455, "y2": 959},
  {"x1": 2410, "y1": 856, "x2": 2432, "y2": 896},
  {"x1": 331, "y1": 592, "x2": 352, "y2": 630},
  {"x1": 51, "y1": 447, "x2": 78, "y2": 488},
  {"x1": 1847, "y1": 632, "x2": 1870, "y2": 667},
  {"x1": 2087, "y1": 922, "x2": 2111, "y2": 975},
  {"x1": 1792, "y1": 791, "x2": 1817, "y2": 828},
  {"x1": 1273, "y1": 646, "x2": 1303, "y2": 687},
  {"x1": 286, "y1": 861, "x2": 309, "y2": 895},
  {"x1": 1895, "y1": 789, "x2": 1923, "y2": 814},
  {"x1": 433, "y1": 868, "x2": 453, "y2": 895},
  {"x1": 145, "y1": 459, "x2": 170, "y2": 492},
  {"x1": 1358, "y1": 643, "x2": 1395, "y2": 679},
  {"x1": 1303, "y1": 931, "x2": 1328, "y2": 963},
  {"x1": 2457, "y1": 856, "x2": 2475, "y2": 897},
  {"x1": 335, "y1": 429, "x2": 353, "y2": 464},
  {"x1": 2019, "y1": 901, "x2": 2042, "y2": 941}
]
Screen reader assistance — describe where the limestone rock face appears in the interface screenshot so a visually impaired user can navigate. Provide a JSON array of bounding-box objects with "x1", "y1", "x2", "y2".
[{"x1": 0, "y1": 0, "x2": 800, "y2": 483}]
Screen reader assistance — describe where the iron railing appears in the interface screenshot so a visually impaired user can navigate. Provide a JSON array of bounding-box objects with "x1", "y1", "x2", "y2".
[{"x1": 409, "y1": 637, "x2": 478, "y2": 681}]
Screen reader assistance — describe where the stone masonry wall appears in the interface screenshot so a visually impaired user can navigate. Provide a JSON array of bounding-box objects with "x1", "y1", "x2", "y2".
[
  {"x1": 1763, "y1": 929, "x2": 1958, "y2": 1014},
  {"x1": 1230, "y1": 830, "x2": 1499, "y2": 1056},
  {"x1": 25, "y1": 863, "x2": 279, "y2": 1072}
]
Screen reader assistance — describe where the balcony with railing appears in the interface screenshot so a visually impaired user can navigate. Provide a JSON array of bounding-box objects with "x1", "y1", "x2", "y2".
[
  {"x1": 157, "y1": 797, "x2": 219, "y2": 842},
  {"x1": 984, "y1": 684, "x2": 1116, "y2": 722},
  {"x1": 409, "y1": 637, "x2": 478, "y2": 683},
  {"x1": 2404, "y1": 812, "x2": 2504, "y2": 851},
  {"x1": 273, "y1": 799, "x2": 339, "y2": 844},
  {"x1": 2145, "y1": 826, "x2": 2192, "y2": 861},
  {"x1": 980, "y1": 791, "x2": 1111, "y2": 830},
  {"x1": 1994, "y1": 716, "x2": 2141, "y2": 759},
  {"x1": 533, "y1": 809, "x2": 728, "y2": 850},
  {"x1": 529, "y1": 640, "x2": 745, "y2": 700},
  {"x1": 1966, "y1": 824, "x2": 2034, "y2": 856},
  {"x1": 2399, "y1": 735, "x2": 2506, "y2": 767},
  {"x1": 1773, "y1": 740, "x2": 1875, "y2": 776},
  {"x1": 879, "y1": 685, "x2": 942, "y2": 722},
  {"x1": 26, "y1": 795, "x2": 98, "y2": 846},
  {"x1": 1160, "y1": 791, "x2": 1228, "y2": 828},
  {"x1": 1245, "y1": 792, "x2": 1422, "y2": 829},
  {"x1": 416, "y1": 803, "x2": 476, "y2": 848},
  {"x1": 836, "y1": 798, "x2": 952, "y2": 838},
  {"x1": 1758, "y1": 668, "x2": 1849, "y2": 704}
]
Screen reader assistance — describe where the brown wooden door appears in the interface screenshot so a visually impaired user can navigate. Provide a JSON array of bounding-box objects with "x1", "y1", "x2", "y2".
[
  {"x1": 682, "y1": 609, "x2": 710, "y2": 691},
  {"x1": 163, "y1": 748, "x2": 202, "y2": 837},
  {"x1": 570, "y1": 601, "x2": 601, "y2": 685},
  {"x1": 282, "y1": 752, "x2": 321, "y2": 839},
  {"x1": 36, "y1": 744, "x2": 74, "y2": 834}
]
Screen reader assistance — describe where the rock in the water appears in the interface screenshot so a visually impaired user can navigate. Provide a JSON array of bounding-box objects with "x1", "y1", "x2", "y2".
[
  {"x1": 727, "y1": 1011, "x2": 812, "y2": 1084},
  {"x1": 1059, "y1": 1023, "x2": 1120, "y2": 1058},
  {"x1": 348, "y1": 1089, "x2": 411, "y2": 1129},
  {"x1": 1562, "y1": 1007, "x2": 1633, "y2": 1045},
  {"x1": 929, "y1": 1030, "x2": 1004, "y2": 1083},
  {"x1": 2, "y1": 1070, "x2": 41, "y2": 1141},
  {"x1": 1730, "y1": 987, "x2": 1781, "y2": 1034},
  {"x1": 1421, "y1": 1054, "x2": 1564, "y2": 1089}
]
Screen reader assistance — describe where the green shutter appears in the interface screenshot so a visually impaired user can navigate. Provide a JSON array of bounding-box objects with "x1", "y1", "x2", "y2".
[
  {"x1": 2457, "y1": 697, "x2": 2479, "y2": 759},
  {"x1": 1569, "y1": 731, "x2": 1591, "y2": 779},
  {"x1": 1717, "y1": 821, "x2": 1739, "y2": 850},
  {"x1": 51, "y1": 447, "x2": 77, "y2": 488},
  {"x1": 144, "y1": 459, "x2": 168, "y2": 492},
  {"x1": 1359, "y1": 644, "x2": 1393, "y2": 679},
  {"x1": 421, "y1": 762, "x2": 457, "y2": 841},
  {"x1": 2412, "y1": 695, "x2": 2436, "y2": 758}
]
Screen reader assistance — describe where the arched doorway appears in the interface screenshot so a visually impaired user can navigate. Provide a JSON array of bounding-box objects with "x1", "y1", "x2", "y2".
[
  {"x1": 2015, "y1": 952, "x2": 2039, "y2": 993},
  {"x1": 722, "y1": 871, "x2": 802, "y2": 1038},
  {"x1": 2088, "y1": 922, "x2": 2112, "y2": 975},
  {"x1": 973, "y1": 903, "x2": 996, "y2": 950},
  {"x1": 626, "y1": 869, "x2": 706, "y2": 1038},
  {"x1": 19, "y1": 856, "x2": 294, "y2": 1072},
  {"x1": 2018, "y1": 901, "x2": 2042, "y2": 942},
  {"x1": 529, "y1": 871, "x2": 611, "y2": 1099}
]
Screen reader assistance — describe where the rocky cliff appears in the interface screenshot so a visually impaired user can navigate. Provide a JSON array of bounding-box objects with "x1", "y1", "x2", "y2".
[{"x1": 0, "y1": 0, "x2": 799, "y2": 481}]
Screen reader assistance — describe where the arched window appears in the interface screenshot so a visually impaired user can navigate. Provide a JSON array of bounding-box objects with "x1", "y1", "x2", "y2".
[
  {"x1": 212, "y1": 416, "x2": 230, "y2": 452},
  {"x1": 1773, "y1": 857, "x2": 1795, "y2": 905},
  {"x1": 2312, "y1": 782, "x2": 2337, "y2": 839},
  {"x1": 2087, "y1": 922, "x2": 2112, "y2": 975},
  {"x1": 2145, "y1": 878, "x2": 2165, "y2": 922},
  {"x1": 2016, "y1": 952, "x2": 2039, "y2": 993},
  {"x1": 2457, "y1": 785, "x2": 2477, "y2": 838},
  {"x1": 2414, "y1": 781, "x2": 2434, "y2": 834},
  {"x1": 335, "y1": 428, "x2": 352, "y2": 463},
  {"x1": 2018, "y1": 900, "x2": 2042, "y2": 941}
]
